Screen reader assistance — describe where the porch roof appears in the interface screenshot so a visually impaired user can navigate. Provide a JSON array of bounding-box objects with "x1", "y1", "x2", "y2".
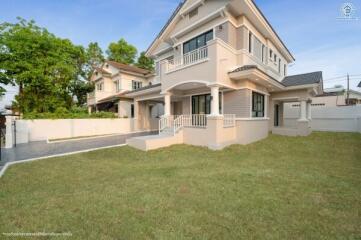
[{"x1": 97, "y1": 91, "x2": 131, "y2": 104}]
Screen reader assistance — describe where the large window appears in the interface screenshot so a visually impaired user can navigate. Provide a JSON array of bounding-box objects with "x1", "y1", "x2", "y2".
[
  {"x1": 252, "y1": 92, "x2": 264, "y2": 118},
  {"x1": 183, "y1": 30, "x2": 213, "y2": 54},
  {"x1": 96, "y1": 82, "x2": 104, "y2": 91},
  {"x1": 191, "y1": 93, "x2": 222, "y2": 115},
  {"x1": 132, "y1": 80, "x2": 142, "y2": 90}
]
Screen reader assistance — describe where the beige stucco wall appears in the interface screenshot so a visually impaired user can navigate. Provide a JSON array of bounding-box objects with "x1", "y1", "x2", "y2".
[
  {"x1": 235, "y1": 119, "x2": 269, "y2": 145},
  {"x1": 118, "y1": 101, "x2": 132, "y2": 118},
  {"x1": 183, "y1": 127, "x2": 209, "y2": 147},
  {"x1": 16, "y1": 118, "x2": 144, "y2": 142},
  {"x1": 223, "y1": 89, "x2": 251, "y2": 117}
]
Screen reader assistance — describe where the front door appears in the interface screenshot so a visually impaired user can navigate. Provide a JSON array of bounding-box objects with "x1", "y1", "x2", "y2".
[{"x1": 274, "y1": 104, "x2": 279, "y2": 127}]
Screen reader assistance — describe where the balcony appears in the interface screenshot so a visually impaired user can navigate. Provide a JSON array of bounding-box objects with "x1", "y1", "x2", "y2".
[{"x1": 165, "y1": 46, "x2": 209, "y2": 73}]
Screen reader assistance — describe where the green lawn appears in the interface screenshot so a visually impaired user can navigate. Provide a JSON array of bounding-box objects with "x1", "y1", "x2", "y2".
[{"x1": 0, "y1": 132, "x2": 360, "y2": 239}]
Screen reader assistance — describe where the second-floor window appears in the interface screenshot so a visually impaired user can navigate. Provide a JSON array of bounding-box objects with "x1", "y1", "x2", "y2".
[
  {"x1": 96, "y1": 82, "x2": 104, "y2": 91},
  {"x1": 115, "y1": 80, "x2": 121, "y2": 92},
  {"x1": 248, "y1": 32, "x2": 252, "y2": 53},
  {"x1": 278, "y1": 59, "x2": 281, "y2": 73},
  {"x1": 183, "y1": 30, "x2": 213, "y2": 54},
  {"x1": 132, "y1": 80, "x2": 142, "y2": 90}
]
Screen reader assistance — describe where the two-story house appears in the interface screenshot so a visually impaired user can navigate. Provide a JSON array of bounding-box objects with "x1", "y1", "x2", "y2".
[
  {"x1": 122, "y1": 0, "x2": 324, "y2": 151},
  {"x1": 87, "y1": 60, "x2": 164, "y2": 118}
]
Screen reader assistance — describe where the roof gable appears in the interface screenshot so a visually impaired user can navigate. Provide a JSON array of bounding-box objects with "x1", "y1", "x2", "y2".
[{"x1": 146, "y1": 0, "x2": 294, "y2": 61}]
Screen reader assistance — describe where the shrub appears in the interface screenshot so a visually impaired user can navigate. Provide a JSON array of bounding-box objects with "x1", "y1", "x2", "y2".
[{"x1": 23, "y1": 108, "x2": 117, "y2": 119}]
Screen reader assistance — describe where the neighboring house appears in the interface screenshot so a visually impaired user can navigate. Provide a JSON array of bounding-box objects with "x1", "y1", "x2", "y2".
[
  {"x1": 284, "y1": 87, "x2": 361, "y2": 114},
  {"x1": 119, "y1": 0, "x2": 324, "y2": 151},
  {"x1": 314, "y1": 87, "x2": 361, "y2": 106},
  {"x1": 87, "y1": 60, "x2": 163, "y2": 118}
]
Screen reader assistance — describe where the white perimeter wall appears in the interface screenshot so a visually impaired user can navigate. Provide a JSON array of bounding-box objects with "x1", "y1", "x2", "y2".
[
  {"x1": 16, "y1": 118, "x2": 157, "y2": 143},
  {"x1": 284, "y1": 104, "x2": 361, "y2": 133}
]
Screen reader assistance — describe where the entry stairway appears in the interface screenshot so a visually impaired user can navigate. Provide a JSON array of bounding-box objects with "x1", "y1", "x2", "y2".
[
  {"x1": 126, "y1": 114, "x2": 236, "y2": 151},
  {"x1": 126, "y1": 115, "x2": 206, "y2": 151}
]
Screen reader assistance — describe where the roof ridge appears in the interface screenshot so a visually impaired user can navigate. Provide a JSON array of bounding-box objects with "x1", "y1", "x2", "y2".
[
  {"x1": 285, "y1": 71, "x2": 323, "y2": 78},
  {"x1": 105, "y1": 60, "x2": 151, "y2": 74}
]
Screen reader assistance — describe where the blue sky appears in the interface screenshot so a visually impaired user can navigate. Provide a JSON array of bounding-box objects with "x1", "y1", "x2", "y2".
[{"x1": 1, "y1": 0, "x2": 361, "y2": 106}]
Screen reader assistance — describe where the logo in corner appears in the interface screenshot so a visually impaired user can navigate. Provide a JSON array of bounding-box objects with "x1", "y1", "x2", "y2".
[{"x1": 338, "y1": 2, "x2": 359, "y2": 20}]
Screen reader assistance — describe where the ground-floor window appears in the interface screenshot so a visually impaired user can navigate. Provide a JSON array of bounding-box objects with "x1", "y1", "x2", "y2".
[
  {"x1": 191, "y1": 93, "x2": 222, "y2": 114},
  {"x1": 252, "y1": 91, "x2": 264, "y2": 117}
]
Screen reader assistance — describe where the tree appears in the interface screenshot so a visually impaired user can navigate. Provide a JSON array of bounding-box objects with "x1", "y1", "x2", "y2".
[
  {"x1": 70, "y1": 79, "x2": 94, "y2": 106},
  {"x1": 106, "y1": 38, "x2": 137, "y2": 64},
  {"x1": 136, "y1": 51, "x2": 154, "y2": 71},
  {"x1": 0, "y1": 18, "x2": 91, "y2": 113},
  {"x1": 85, "y1": 42, "x2": 104, "y2": 78}
]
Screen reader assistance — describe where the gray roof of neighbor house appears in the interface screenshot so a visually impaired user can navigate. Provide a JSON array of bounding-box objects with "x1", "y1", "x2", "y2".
[
  {"x1": 281, "y1": 71, "x2": 323, "y2": 87},
  {"x1": 358, "y1": 81, "x2": 361, "y2": 88},
  {"x1": 106, "y1": 61, "x2": 152, "y2": 75}
]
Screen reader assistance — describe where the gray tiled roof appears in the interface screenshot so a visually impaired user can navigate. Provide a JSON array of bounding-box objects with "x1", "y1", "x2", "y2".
[
  {"x1": 282, "y1": 71, "x2": 323, "y2": 87},
  {"x1": 230, "y1": 65, "x2": 258, "y2": 73}
]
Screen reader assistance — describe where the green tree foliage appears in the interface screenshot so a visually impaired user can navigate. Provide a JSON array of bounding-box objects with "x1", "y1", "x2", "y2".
[
  {"x1": 136, "y1": 51, "x2": 154, "y2": 71},
  {"x1": 0, "y1": 18, "x2": 94, "y2": 113},
  {"x1": 85, "y1": 42, "x2": 104, "y2": 78},
  {"x1": 70, "y1": 79, "x2": 94, "y2": 106},
  {"x1": 106, "y1": 38, "x2": 137, "y2": 64}
]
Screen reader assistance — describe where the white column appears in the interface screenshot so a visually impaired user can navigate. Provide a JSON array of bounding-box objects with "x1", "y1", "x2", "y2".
[
  {"x1": 88, "y1": 106, "x2": 92, "y2": 114},
  {"x1": 264, "y1": 95, "x2": 268, "y2": 118},
  {"x1": 210, "y1": 85, "x2": 220, "y2": 116},
  {"x1": 307, "y1": 102, "x2": 312, "y2": 120},
  {"x1": 299, "y1": 100, "x2": 307, "y2": 121},
  {"x1": 164, "y1": 92, "x2": 171, "y2": 116}
]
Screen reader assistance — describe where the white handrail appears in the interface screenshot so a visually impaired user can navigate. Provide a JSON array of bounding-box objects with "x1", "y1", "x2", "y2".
[
  {"x1": 167, "y1": 46, "x2": 208, "y2": 72},
  {"x1": 159, "y1": 114, "x2": 208, "y2": 135}
]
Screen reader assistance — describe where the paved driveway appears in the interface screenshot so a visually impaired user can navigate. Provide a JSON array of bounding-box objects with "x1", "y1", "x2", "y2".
[{"x1": 0, "y1": 131, "x2": 157, "y2": 165}]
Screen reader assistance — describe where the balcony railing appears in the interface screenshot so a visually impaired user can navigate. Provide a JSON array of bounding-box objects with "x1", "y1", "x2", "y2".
[{"x1": 166, "y1": 46, "x2": 208, "y2": 72}]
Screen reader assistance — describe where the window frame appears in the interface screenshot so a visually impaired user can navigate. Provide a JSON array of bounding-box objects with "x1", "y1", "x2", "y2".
[
  {"x1": 252, "y1": 91, "x2": 265, "y2": 118},
  {"x1": 96, "y1": 82, "x2": 104, "y2": 91},
  {"x1": 248, "y1": 32, "x2": 252, "y2": 53},
  {"x1": 183, "y1": 30, "x2": 213, "y2": 54},
  {"x1": 132, "y1": 80, "x2": 142, "y2": 90}
]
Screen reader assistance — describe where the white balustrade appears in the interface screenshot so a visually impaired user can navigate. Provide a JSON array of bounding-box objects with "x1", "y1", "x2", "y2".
[{"x1": 166, "y1": 46, "x2": 208, "y2": 72}]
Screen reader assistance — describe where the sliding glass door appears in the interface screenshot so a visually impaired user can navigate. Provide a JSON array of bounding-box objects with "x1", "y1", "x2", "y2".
[{"x1": 191, "y1": 93, "x2": 222, "y2": 115}]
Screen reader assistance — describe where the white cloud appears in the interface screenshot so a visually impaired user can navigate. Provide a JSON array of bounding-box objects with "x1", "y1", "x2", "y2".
[{"x1": 289, "y1": 42, "x2": 361, "y2": 90}]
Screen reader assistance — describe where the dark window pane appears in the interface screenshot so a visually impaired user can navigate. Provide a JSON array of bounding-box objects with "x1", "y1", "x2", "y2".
[
  {"x1": 205, "y1": 30, "x2": 213, "y2": 42},
  {"x1": 189, "y1": 39, "x2": 197, "y2": 52},
  {"x1": 197, "y1": 34, "x2": 206, "y2": 48},
  {"x1": 252, "y1": 92, "x2": 265, "y2": 118}
]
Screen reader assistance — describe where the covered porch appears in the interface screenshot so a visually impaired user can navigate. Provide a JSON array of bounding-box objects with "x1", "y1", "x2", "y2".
[
  {"x1": 127, "y1": 81, "x2": 238, "y2": 151},
  {"x1": 270, "y1": 96, "x2": 312, "y2": 137}
]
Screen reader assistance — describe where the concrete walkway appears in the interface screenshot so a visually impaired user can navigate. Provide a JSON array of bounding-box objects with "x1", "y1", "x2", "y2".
[{"x1": 0, "y1": 131, "x2": 156, "y2": 167}]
